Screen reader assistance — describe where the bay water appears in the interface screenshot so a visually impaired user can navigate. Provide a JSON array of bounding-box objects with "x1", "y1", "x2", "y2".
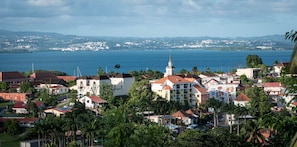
[{"x1": 0, "y1": 49, "x2": 293, "y2": 76}]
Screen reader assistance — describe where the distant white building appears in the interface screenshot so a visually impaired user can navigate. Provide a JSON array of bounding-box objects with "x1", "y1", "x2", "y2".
[
  {"x1": 77, "y1": 74, "x2": 134, "y2": 98},
  {"x1": 79, "y1": 95, "x2": 107, "y2": 109},
  {"x1": 39, "y1": 84, "x2": 69, "y2": 95},
  {"x1": 110, "y1": 74, "x2": 135, "y2": 96},
  {"x1": 263, "y1": 82, "x2": 285, "y2": 107},
  {"x1": 236, "y1": 68, "x2": 262, "y2": 79}
]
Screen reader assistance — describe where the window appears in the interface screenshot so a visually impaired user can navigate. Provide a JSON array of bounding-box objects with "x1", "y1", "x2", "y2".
[{"x1": 176, "y1": 84, "x2": 180, "y2": 89}]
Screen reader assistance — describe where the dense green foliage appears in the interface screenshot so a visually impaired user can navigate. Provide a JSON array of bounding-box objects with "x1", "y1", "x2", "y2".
[{"x1": 246, "y1": 54, "x2": 263, "y2": 68}]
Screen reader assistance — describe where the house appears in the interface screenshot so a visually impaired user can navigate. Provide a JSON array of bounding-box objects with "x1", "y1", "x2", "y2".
[
  {"x1": 0, "y1": 92, "x2": 31, "y2": 102},
  {"x1": 20, "y1": 139, "x2": 47, "y2": 147},
  {"x1": 30, "y1": 71, "x2": 67, "y2": 86},
  {"x1": 193, "y1": 85, "x2": 209, "y2": 106},
  {"x1": 171, "y1": 110, "x2": 193, "y2": 125},
  {"x1": 12, "y1": 101, "x2": 45, "y2": 114},
  {"x1": 206, "y1": 83, "x2": 238, "y2": 103},
  {"x1": 263, "y1": 82, "x2": 285, "y2": 106},
  {"x1": 77, "y1": 75, "x2": 111, "y2": 98},
  {"x1": 273, "y1": 62, "x2": 290, "y2": 77},
  {"x1": 44, "y1": 107, "x2": 72, "y2": 117},
  {"x1": 0, "y1": 117, "x2": 38, "y2": 128},
  {"x1": 151, "y1": 75, "x2": 193, "y2": 106},
  {"x1": 234, "y1": 93, "x2": 250, "y2": 107},
  {"x1": 77, "y1": 74, "x2": 135, "y2": 98},
  {"x1": 110, "y1": 73, "x2": 135, "y2": 96},
  {"x1": 0, "y1": 71, "x2": 29, "y2": 88},
  {"x1": 38, "y1": 84, "x2": 69, "y2": 95},
  {"x1": 78, "y1": 95, "x2": 107, "y2": 109},
  {"x1": 236, "y1": 68, "x2": 262, "y2": 79}
]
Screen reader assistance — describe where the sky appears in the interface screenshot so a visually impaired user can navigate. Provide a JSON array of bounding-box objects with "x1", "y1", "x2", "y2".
[{"x1": 1, "y1": 0, "x2": 297, "y2": 37}]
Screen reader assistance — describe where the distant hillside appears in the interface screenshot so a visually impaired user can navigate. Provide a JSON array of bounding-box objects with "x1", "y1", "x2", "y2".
[{"x1": 0, "y1": 30, "x2": 294, "y2": 53}]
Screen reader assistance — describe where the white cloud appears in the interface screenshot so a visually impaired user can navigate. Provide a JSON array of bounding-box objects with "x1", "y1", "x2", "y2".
[{"x1": 27, "y1": 0, "x2": 65, "y2": 7}]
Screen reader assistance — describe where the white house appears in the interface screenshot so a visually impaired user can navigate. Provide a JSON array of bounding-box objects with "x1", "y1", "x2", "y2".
[
  {"x1": 236, "y1": 68, "x2": 262, "y2": 79},
  {"x1": 39, "y1": 84, "x2": 69, "y2": 95},
  {"x1": 234, "y1": 93, "x2": 250, "y2": 107},
  {"x1": 77, "y1": 75, "x2": 111, "y2": 98},
  {"x1": 110, "y1": 73, "x2": 135, "y2": 96},
  {"x1": 206, "y1": 81, "x2": 238, "y2": 103},
  {"x1": 273, "y1": 62, "x2": 290, "y2": 77},
  {"x1": 263, "y1": 82, "x2": 285, "y2": 106},
  {"x1": 79, "y1": 95, "x2": 107, "y2": 109},
  {"x1": 76, "y1": 74, "x2": 134, "y2": 98}
]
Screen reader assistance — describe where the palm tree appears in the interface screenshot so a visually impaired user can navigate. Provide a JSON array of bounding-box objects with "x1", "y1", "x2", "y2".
[
  {"x1": 205, "y1": 98, "x2": 223, "y2": 127},
  {"x1": 221, "y1": 103, "x2": 235, "y2": 134},
  {"x1": 241, "y1": 120, "x2": 267, "y2": 146},
  {"x1": 285, "y1": 30, "x2": 297, "y2": 74}
]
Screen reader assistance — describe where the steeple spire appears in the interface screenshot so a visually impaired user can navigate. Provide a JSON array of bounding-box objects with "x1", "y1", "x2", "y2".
[{"x1": 164, "y1": 53, "x2": 175, "y2": 77}]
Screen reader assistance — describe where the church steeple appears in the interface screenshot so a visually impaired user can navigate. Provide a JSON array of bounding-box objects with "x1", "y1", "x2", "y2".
[{"x1": 164, "y1": 53, "x2": 175, "y2": 77}]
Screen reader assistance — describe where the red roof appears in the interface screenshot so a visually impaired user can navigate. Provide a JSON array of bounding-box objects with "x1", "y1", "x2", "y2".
[
  {"x1": 57, "y1": 76, "x2": 77, "y2": 82},
  {"x1": 0, "y1": 117, "x2": 38, "y2": 123},
  {"x1": 171, "y1": 110, "x2": 191, "y2": 118},
  {"x1": 13, "y1": 101, "x2": 27, "y2": 109},
  {"x1": 154, "y1": 76, "x2": 190, "y2": 84},
  {"x1": 13, "y1": 101, "x2": 44, "y2": 109},
  {"x1": 263, "y1": 82, "x2": 282, "y2": 87},
  {"x1": 194, "y1": 85, "x2": 208, "y2": 94},
  {"x1": 89, "y1": 95, "x2": 107, "y2": 104},
  {"x1": 235, "y1": 93, "x2": 250, "y2": 102}
]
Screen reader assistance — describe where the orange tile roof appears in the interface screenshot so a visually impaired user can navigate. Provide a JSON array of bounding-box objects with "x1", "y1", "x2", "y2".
[
  {"x1": 89, "y1": 95, "x2": 107, "y2": 104},
  {"x1": 235, "y1": 93, "x2": 250, "y2": 101},
  {"x1": 154, "y1": 76, "x2": 190, "y2": 84},
  {"x1": 263, "y1": 82, "x2": 282, "y2": 87},
  {"x1": 184, "y1": 78, "x2": 196, "y2": 82},
  {"x1": 57, "y1": 76, "x2": 77, "y2": 82},
  {"x1": 171, "y1": 110, "x2": 191, "y2": 118},
  {"x1": 194, "y1": 85, "x2": 208, "y2": 94}
]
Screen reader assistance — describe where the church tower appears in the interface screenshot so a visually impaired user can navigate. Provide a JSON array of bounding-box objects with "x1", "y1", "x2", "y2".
[{"x1": 164, "y1": 53, "x2": 175, "y2": 77}]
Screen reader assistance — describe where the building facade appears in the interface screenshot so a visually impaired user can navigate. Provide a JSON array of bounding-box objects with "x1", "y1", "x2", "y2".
[{"x1": 76, "y1": 74, "x2": 134, "y2": 98}]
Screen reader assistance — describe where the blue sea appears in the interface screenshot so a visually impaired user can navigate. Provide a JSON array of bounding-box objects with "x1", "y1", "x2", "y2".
[{"x1": 0, "y1": 49, "x2": 293, "y2": 76}]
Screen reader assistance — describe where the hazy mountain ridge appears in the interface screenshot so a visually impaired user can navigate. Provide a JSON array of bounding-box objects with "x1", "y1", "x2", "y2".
[{"x1": 0, "y1": 30, "x2": 294, "y2": 53}]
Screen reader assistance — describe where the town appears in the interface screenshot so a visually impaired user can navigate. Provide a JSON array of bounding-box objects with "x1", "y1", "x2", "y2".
[{"x1": 0, "y1": 52, "x2": 296, "y2": 147}]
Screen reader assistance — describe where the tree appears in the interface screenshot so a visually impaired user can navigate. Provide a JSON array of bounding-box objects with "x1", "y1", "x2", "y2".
[
  {"x1": 176, "y1": 130, "x2": 222, "y2": 147},
  {"x1": 241, "y1": 120, "x2": 266, "y2": 146},
  {"x1": 114, "y1": 64, "x2": 121, "y2": 72},
  {"x1": 27, "y1": 101, "x2": 38, "y2": 117},
  {"x1": 99, "y1": 83, "x2": 115, "y2": 106},
  {"x1": 0, "y1": 82, "x2": 8, "y2": 92},
  {"x1": 3, "y1": 119, "x2": 20, "y2": 135},
  {"x1": 285, "y1": 30, "x2": 297, "y2": 74},
  {"x1": 128, "y1": 79, "x2": 154, "y2": 111},
  {"x1": 38, "y1": 89, "x2": 56, "y2": 106},
  {"x1": 98, "y1": 67, "x2": 106, "y2": 76},
  {"x1": 128, "y1": 124, "x2": 172, "y2": 146},
  {"x1": 245, "y1": 87, "x2": 271, "y2": 117},
  {"x1": 246, "y1": 54, "x2": 263, "y2": 68},
  {"x1": 205, "y1": 98, "x2": 223, "y2": 127},
  {"x1": 20, "y1": 81, "x2": 35, "y2": 94}
]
